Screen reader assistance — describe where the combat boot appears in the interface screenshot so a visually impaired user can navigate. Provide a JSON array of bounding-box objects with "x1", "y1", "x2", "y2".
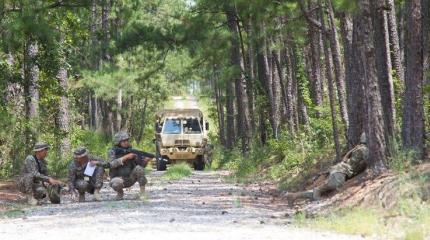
[
  {"x1": 313, "y1": 188, "x2": 322, "y2": 201},
  {"x1": 27, "y1": 194, "x2": 38, "y2": 206},
  {"x1": 115, "y1": 189, "x2": 124, "y2": 201},
  {"x1": 78, "y1": 193, "x2": 85, "y2": 202},
  {"x1": 94, "y1": 189, "x2": 102, "y2": 201},
  {"x1": 285, "y1": 192, "x2": 299, "y2": 206}
]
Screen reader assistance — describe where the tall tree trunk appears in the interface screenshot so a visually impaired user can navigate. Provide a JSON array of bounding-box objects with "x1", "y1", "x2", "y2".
[
  {"x1": 116, "y1": 89, "x2": 122, "y2": 131},
  {"x1": 213, "y1": 71, "x2": 226, "y2": 147},
  {"x1": 423, "y1": 0, "x2": 430, "y2": 108},
  {"x1": 101, "y1": 0, "x2": 111, "y2": 64},
  {"x1": 225, "y1": 77, "x2": 235, "y2": 149},
  {"x1": 282, "y1": 46, "x2": 296, "y2": 135},
  {"x1": 226, "y1": 7, "x2": 252, "y2": 151},
  {"x1": 357, "y1": 0, "x2": 387, "y2": 174},
  {"x1": 320, "y1": 4, "x2": 342, "y2": 162},
  {"x1": 24, "y1": 36, "x2": 39, "y2": 148},
  {"x1": 91, "y1": 0, "x2": 98, "y2": 69},
  {"x1": 327, "y1": 0, "x2": 349, "y2": 130},
  {"x1": 306, "y1": 1, "x2": 323, "y2": 115},
  {"x1": 372, "y1": 0, "x2": 396, "y2": 142},
  {"x1": 271, "y1": 49, "x2": 282, "y2": 139},
  {"x1": 402, "y1": 0, "x2": 425, "y2": 160},
  {"x1": 387, "y1": 0, "x2": 405, "y2": 84},
  {"x1": 342, "y1": 13, "x2": 366, "y2": 148},
  {"x1": 56, "y1": 36, "x2": 71, "y2": 160}
]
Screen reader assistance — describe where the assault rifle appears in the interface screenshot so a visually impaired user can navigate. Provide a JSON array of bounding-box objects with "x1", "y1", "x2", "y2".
[{"x1": 112, "y1": 147, "x2": 167, "y2": 167}]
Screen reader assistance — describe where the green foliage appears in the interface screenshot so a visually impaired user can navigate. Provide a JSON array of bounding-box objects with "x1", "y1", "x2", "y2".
[{"x1": 163, "y1": 162, "x2": 192, "y2": 180}]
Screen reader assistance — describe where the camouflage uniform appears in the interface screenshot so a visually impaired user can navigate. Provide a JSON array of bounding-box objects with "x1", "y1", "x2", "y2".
[
  {"x1": 68, "y1": 155, "x2": 107, "y2": 196},
  {"x1": 108, "y1": 149, "x2": 147, "y2": 193},
  {"x1": 18, "y1": 155, "x2": 61, "y2": 204},
  {"x1": 108, "y1": 132, "x2": 147, "y2": 200},
  {"x1": 286, "y1": 134, "x2": 369, "y2": 204}
]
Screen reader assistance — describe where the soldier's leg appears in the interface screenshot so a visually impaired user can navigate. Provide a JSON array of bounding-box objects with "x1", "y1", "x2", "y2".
[
  {"x1": 75, "y1": 180, "x2": 89, "y2": 202},
  {"x1": 131, "y1": 166, "x2": 147, "y2": 199},
  {"x1": 33, "y1": 182, "x2": 47, "y2": 200},
  {"x1": 285, "y1": 190, "x2": 314, "y2": 206},
  {"x1": 110, "y1": 177, "x2": 124, "y2": 200},
  {"x1": 46, "y1": 184, "x2": 61, "y2": 204},
  {"x1": 90, "y1": 167, "x2": 104, "y2": 201},
  {"x1": 313, "y1": 172, "x2": 346, "y2": 200},
  {"x1": 18, "y1": 174, "x2": 39, "y2": 205}
]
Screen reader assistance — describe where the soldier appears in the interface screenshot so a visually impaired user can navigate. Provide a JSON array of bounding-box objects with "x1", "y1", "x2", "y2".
[
  {"x1": 17, "y1": 142, "x2": 63, "y2": 205},
  {"x1": 68, "y1": 147, "x2": 108, "y2": 202},
  {"x1": 285, "y1": 133, "x2": 369, "y2": 205},
  {"x1": 108, "y1": 131, "x2": 148, "y2": 200}
]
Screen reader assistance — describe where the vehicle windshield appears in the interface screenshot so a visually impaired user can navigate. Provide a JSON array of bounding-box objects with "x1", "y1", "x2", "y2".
[
  {"x1": 183, "y1": 118, "x2": 201, "y2": 134},
  {"x1": 163, "y1": 118, "x2": 181, "y2": 134}
]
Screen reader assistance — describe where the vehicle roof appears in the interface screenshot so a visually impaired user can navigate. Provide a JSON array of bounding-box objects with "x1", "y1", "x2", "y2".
[{"x1": 156, "y1": 109, "x2": 203, "y2": 118}]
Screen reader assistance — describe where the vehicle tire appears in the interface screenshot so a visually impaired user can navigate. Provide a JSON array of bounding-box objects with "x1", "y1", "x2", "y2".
[
  {"x1": 155, "y1": 141, "x2": 167, "y2": 171},
  {"x1": 156, "y1": 158, "x2": 167, "y2": 171},
  {"x1": 194, "y1": 156, "x2": 205, "y2": 171}
]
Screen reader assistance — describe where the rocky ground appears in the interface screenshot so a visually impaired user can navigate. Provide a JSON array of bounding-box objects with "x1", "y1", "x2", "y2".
[{"x1": 0, "y1": 170, "x2": 367, "y2": 240}]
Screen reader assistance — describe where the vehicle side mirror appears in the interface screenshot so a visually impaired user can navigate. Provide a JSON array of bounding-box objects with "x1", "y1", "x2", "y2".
[{"x1": 205, "y1": 122, "x2": 209, "y2": 131}]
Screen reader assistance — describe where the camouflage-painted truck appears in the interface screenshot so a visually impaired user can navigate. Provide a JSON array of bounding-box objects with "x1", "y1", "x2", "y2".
[{"x1": 154, "y1": 109, "x2": 209, "y2": 171}]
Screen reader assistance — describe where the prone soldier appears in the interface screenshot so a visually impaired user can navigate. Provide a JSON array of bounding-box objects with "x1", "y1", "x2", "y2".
[{"x1": 285, "y1": 133, "x2": 369, "y2": 205}]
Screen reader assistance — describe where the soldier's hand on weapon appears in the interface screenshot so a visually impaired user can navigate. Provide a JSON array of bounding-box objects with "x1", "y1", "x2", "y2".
[{"x1": 122, "y1": 153, "x2": 137, "y2": 162}]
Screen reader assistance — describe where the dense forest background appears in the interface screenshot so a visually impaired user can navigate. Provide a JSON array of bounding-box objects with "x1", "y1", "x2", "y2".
[{"x1": 0, "y1": 0, "x2": 429, "y2": 182}]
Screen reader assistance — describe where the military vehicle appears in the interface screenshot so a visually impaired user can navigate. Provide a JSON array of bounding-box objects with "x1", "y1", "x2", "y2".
[{"x1": 154, "y1": 109, "x2": 209, "y2": 171}]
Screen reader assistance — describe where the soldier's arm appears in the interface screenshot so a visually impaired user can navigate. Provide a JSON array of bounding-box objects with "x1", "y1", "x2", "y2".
[
  {"x1": 26, "y1": 156, "x2": 50, "y2": 182},
  {"x1": 90, "y1": 155, "x2": 110, "y2": 169},
  {"x1": 68, "y1": 162, "x2": 77, "y2": 191},
  {"x1": 108, "y1": 149, "x2": 125, "y2": 169}
]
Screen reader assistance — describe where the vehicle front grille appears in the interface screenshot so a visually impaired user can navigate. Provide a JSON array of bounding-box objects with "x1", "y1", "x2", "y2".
[{"x1": 175, "y1": 139, "x2": 190, "y2": 146}]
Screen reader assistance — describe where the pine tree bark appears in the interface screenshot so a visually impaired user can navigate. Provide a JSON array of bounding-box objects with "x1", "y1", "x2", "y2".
[
  {"x1": 423, "y1": 0, "x2": 430, "y2": 104},
  {"x1": 402, "y1": 0, "x2": 425, "y2": 160},
  {"x1": 101, "y1": 0, "x2": 111, "y2": 64},
  {"x1": 226, "y1": 7, "x2": 252, "y2": 151},
  {"x1": 56, "y1": 35, "x2": 71, "y2": 160},
  {"x1": 357, "y1": 0, "x2": 387, "y2": 174},
  {"x1": 23, "y1": 36, "x2": 40, "y2": 149},
  {"x1": 320, "y1": 5, "x2": 342, "y2": 162},
  {"x1": 342, "y1": 13, "x2": 366, "y2": 148},
  {"x1": 306, "y1": 1, "x2": 323, "y2": 115},
  {"x1": 372, "y1": 0, "x2": 396, "y2": 142},
  {"x1": 326, "y1": 0, "x2": 349, "y2": 129},
  {"x1": 387, "y1": 0, "x2": 405, "y2": 84}
]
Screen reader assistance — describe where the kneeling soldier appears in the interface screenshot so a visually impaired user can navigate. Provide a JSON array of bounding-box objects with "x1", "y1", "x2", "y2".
[
  {"x1": 68, "y1": 147, "x2": 108, "y2": 202},
  {"x1": 108, "y1": 131, "x2": 148, "y2": 200},
  {"x1": 18, "y1": 142, "x2": 63, "y2": 205}
]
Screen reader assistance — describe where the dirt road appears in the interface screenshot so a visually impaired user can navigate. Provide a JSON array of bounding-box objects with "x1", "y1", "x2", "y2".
[{"x1": 0, "y1": 170, "x2": 365, "y2": 240}]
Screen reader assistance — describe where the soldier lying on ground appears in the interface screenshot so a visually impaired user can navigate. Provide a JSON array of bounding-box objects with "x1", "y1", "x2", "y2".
[
  {"x1": 108, "y1": 131, "x2": 151, "y2": 200},
  {"x1": 17, "y1": 143, "x2": 64, "y2": 205},
  {"x1": 285, "y1": 133, "x2": 368, "y2": 205},
  {"x1": 68, "y1": 147, "x2": 109, "y2": 202}
]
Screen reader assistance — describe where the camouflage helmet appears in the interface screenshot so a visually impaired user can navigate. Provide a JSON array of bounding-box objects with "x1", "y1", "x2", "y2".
[
  {"x1": 113, "y1": 131, "x2": 130, "y2": 146},
  {"x1": 360, "y1": 132, "x2": 367, "y2": 144}
]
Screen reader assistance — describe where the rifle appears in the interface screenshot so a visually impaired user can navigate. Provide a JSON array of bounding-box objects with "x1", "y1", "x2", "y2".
[{"x1": 112, "y1": 147, "x2": 155, "y2": 167}]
